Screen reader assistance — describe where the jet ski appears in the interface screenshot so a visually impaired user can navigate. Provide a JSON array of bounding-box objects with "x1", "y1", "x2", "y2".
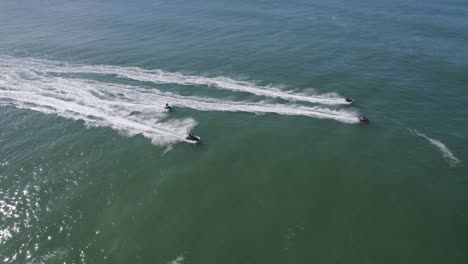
[
  {"x1": 186, "y1": 133, "x2": 201, "y2": 143},
  {"x1": 164, "y1": 103, "x2": 173, "y2": 111},
  {"x1": 345, "y1": 97, "x2": 354, "y2": 103},
  {"x1": 358, "y1": 117, "x2": 370, "y2": 124}
]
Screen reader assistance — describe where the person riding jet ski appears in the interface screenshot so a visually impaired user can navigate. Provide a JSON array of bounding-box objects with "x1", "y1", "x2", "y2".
[
  {"x1": 359, "y1": 116, "x2": 370, "y2": 123},
  {"x1": 165, "y1": 103, "x2": 173, "y2": 110},
  {"x1": 345, "y1": 97, "x2": 353, "y2": 103},
  {"x1": 186, "y1": 133, "x2": 200, "y2": 142}
]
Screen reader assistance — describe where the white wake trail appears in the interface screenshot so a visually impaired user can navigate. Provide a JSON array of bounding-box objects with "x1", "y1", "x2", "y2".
[
  {"x1": 0, "y1": 70, "x2": 197, "y2": 146},
  {"x1": 1, "y1": 56, "x2": 350, "y2": 105},
  {"x1": 0, "y1": 57, "x2": 359, "y2": 145},
  {"x1": 409, "y1": 129, "x2": 461, "y2": 167}
]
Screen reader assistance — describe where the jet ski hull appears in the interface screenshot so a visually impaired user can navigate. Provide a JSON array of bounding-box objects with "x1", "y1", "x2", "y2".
[
  {"x1": 358, "y1": 118, "x2": 370, "y2": 124},
  {"x1": 186, "y1": 136, "x2": 201, "y2": 143}
]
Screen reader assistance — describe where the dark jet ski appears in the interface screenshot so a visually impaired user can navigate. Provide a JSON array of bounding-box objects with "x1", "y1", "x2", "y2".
[
  {"x1": 345, "y1": 97, "x2": 354, "y2": 103},
  {"x1": 186, "y1": 133, "x2": 201, "y2": 143}
]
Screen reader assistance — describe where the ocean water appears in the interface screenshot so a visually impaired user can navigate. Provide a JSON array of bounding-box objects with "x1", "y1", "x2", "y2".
[{"x1": 0, "y1": 0, "x2": 467, "y2": 263}]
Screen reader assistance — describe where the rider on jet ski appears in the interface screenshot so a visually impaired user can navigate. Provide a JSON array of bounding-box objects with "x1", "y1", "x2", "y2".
[
  {"x1": 345, "y1": 97, "x2": 353, "y2": 102},
  {"x1": 186, "y1": 133, "x2": 199, "y2": 141}
]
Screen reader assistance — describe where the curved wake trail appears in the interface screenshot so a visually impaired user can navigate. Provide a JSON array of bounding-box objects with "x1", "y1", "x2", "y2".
[
  {"x1": 409, "y1": 129, "x2": 461, "y2": 167},
  {"x1": 0, "y1": 57, "x2": 358, "y2": 145},
  {"x1": 1, "y1": 56, "x2": 350, "y2": 106}
]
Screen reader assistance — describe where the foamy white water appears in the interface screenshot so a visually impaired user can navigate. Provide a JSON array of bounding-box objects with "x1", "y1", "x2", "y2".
[
  {"x1": 409, "y1": 129, "x2": 461, "y2": 167},
  {"x1": 0, "y1": 57, "x2": 358, "y2": 145},
  {"x1": 167, "y1": 256, "x2": 184, "y2": 264},
  {"x1": 0, "y1": 56, "x2": 351, "y2": 105}
]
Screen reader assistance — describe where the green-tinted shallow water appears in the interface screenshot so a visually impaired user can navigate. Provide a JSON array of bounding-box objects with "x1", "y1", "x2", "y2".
[{"x1": 1, "y1": 0, "x2": 467, "y2": 263}]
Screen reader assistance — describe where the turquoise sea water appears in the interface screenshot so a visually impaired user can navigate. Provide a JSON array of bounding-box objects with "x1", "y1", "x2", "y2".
[{"x1": 1, "y1": 0, "x2": 467, "y2": 263}]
